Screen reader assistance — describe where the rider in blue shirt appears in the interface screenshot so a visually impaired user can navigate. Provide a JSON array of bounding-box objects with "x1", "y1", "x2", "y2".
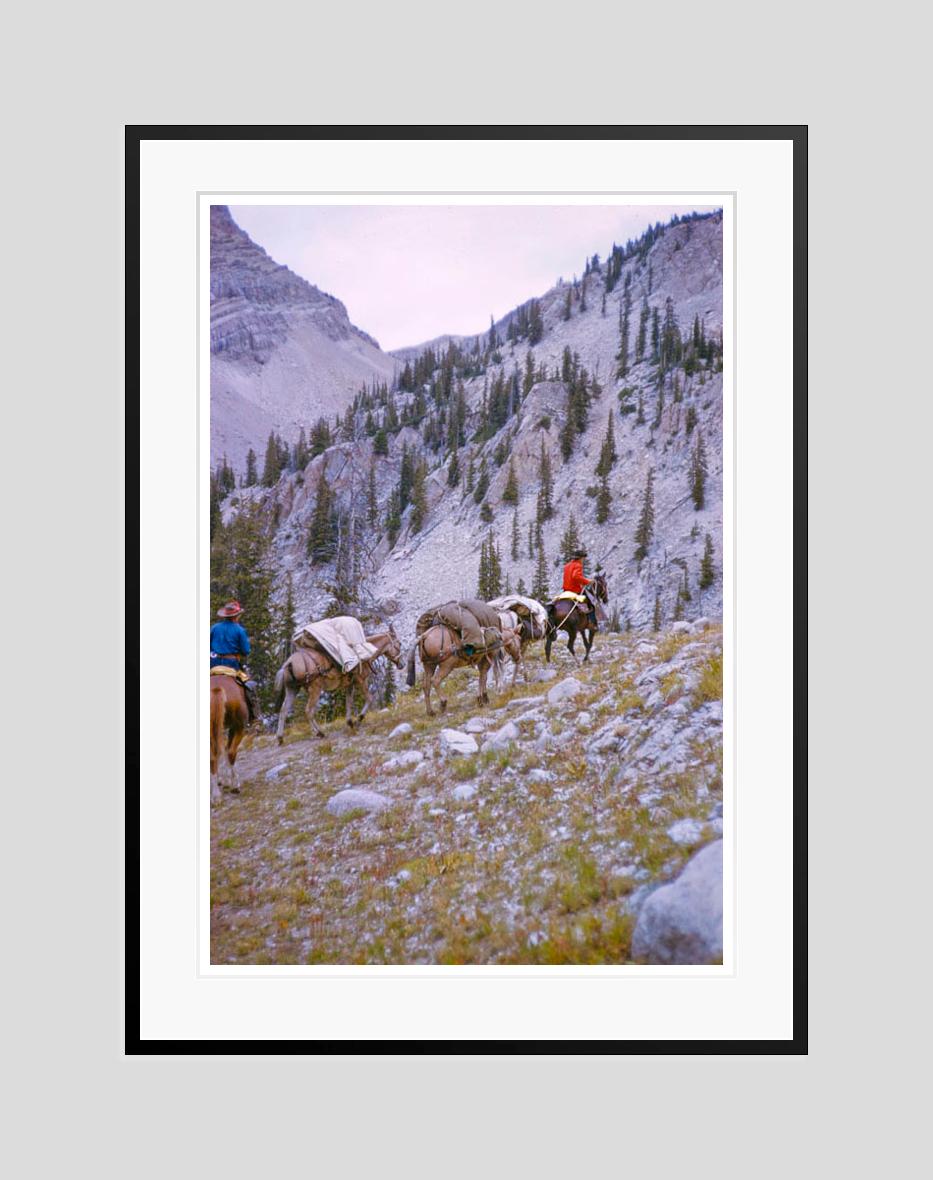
[{"x1": 210, "y1": 600, "x2": 260, "y2": 722}]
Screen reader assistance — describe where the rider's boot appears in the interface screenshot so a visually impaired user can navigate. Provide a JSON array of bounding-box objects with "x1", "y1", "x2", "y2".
[{"x1": 244, "y1": 681, "x2": 261, "y2": 725}]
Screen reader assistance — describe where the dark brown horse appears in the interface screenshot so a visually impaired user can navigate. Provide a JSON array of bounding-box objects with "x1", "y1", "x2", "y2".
[
  {"x1": 273, "y1": 626, "x2": 403, "y2": 744},
  {"x1": 210, "y1": 673, "x2": 250, "y2": 803},
  {"x1": 544, "y1": 572, "x2": 609, "y2": 663},
  {"x1": 406, "y1": 624, "x2": 522, "y2": 716}
]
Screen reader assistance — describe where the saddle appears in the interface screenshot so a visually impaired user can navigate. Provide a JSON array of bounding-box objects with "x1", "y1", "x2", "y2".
[
  {"x1": 554, "y1": 590, "x2": 588, "y2": 604},
  {"x1": 210, "y1": 666, "x2": 248, "y2": 683}
]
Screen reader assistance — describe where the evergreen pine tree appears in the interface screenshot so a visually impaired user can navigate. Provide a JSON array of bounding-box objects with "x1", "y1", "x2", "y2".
[
  {"x1": 447, "y1": 447, "x2": 461, "y2": 487},
  {"x1": 373, "y1": 427, "x2": 389, "y2": 456},
  {"x1": 261, "y1": 431, "x2": 281, "y2": 487},
  {"x1": 699, "y1": 533, "x2": 716, "y2": 589},
  {"x1": 560, "y1": 513, "x2": 582, "y2": 562},
  {"x1": 652, "y1": 592, "x2": 662, "y2": 632},
  {"x1": 596, "y1": 471, "x2": 611, "y2": 523},
  {"x1": 244, "y1": 448, "x2": 258, "y2": 487},
  {"x1": 690, "y1": 430, "x2": 708, "y2": 510},
  {"x1": 634, "y1": 469, "x2": 655, "y2": 562},
  {"x1": 562, "y1": 289, "x2": 572, "y2": 321},
  {"x1": 502, "y1": 458, "x2": 519, "y2": 504},
  {"x1": 528, "y1": 300, "x2": 544, "y2": 345},
  {"x1": 384, "y1": 488, "x2": 402, "y2": 547},
  {"x1": 516, "y1": 576, "x2": 528, "y2": 595},
  {"x1": 466, "y1": 451, "x2": 475, "y2": 495},
  {"x1": 536, "y1": 438, "x2": 554, "y2": 521},
  {"x1": 367, "y1": 462, "x2": 378, "y2": 527},
  {"x1": 281, "y1": 571, "x2": 297, "y2": 661},
  {"x1": 474, "y1": 455, "x2": 490, "y2": 504},
  {"x1": 527, "y1": 521, "x2": 535, "y2": 560},
  {"x1": 410, "y1": 462, "x2": 428, "y2": 533},
  {"x1": 595, "y1": 410, "x2": 618, "y2": 476},
  {"x1": 532, "y1": 535, "x2": 550, "y2": 601},
  {"x1": 210, "y1": 501, "x2": 279, "y2": 702},
  {"x1": 307, "y1": 470, "x2": 337, "y2": 564},
  {"x1": 511, "y1": 510, "x2": 520, "y2": 561}
]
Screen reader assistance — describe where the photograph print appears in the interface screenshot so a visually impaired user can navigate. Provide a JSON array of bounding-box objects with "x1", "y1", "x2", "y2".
[{"x1": 207, "y1": 199, "x2": 725, "y2": 967}]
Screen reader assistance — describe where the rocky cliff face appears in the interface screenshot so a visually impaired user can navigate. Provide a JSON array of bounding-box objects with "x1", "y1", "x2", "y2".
[
  {"x1": 210, "y1": 206, "x2": 398, "y2": 470},
  {"x1": 218, "y1": 211, "x2": 724, "y2": 636}
]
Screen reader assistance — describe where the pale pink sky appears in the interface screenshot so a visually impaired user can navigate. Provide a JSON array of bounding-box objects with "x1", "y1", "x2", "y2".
[{"x1": 230, "y1": 204, "x2": 718, "y2": 352}]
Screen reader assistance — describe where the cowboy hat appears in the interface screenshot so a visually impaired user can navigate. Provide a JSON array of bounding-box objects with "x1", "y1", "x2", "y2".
[
  {"x1": 217, "y1": 600, "x2": 243, "y2": 618},
  {"x1": 572, "y1": 549, "x2": 588, "y2": 560}
]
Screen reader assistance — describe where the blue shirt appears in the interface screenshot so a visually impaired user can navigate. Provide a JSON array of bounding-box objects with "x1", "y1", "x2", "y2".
[{"x1": 210, "y1": 620, "x2": 250, "y2": 657}]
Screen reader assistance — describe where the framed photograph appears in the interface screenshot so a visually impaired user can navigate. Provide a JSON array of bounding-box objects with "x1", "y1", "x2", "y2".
[{"x1": 130, "y1": 126, "x2": 804, "y2": 1051}]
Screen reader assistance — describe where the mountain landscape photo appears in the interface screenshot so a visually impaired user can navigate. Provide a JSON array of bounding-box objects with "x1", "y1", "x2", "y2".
[{"x1": 208, "y1": 203, "x2": 725, "y2": 966}]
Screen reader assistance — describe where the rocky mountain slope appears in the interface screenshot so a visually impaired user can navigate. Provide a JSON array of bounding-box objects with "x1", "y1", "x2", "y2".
[
  {"x1": 210, "y1": 206, "x2": 398, "y2": 470},
  {"x1": 210, "y1": 622, "x2": 723, "y2": 965},
  {"x1": 216, "y1": 209, "x2": 724, "y2": 636}
]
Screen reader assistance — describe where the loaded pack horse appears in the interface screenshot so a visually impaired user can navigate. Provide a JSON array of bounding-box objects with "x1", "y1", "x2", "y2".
[
  {"x1": 273, "y1": 624, "x2": 403, "y2": 743},
  {"x1": 407, "y1": 623, "x2": 522, "y2": 716},
  {"x1": 545, "y1": 571, "x2": 609, "y2": 663}
]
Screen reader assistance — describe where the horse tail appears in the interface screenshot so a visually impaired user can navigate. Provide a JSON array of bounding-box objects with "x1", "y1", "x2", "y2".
[
  {"x1": 406, "y1": 642, "x2": 418, "y2": 688},
  {"x1": 274, "y1": 660, "x2": 287, "y2": 703}
]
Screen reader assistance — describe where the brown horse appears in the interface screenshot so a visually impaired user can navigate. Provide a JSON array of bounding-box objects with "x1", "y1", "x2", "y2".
[
  {"x1": 406, "y1": 624, "x2": 522, "y2": 716},
  {"x1": 210, "y1": 673, "x2": 250, "y2": 804},
  {"x1": 273, "y1": 626, "x2": 403, "y2": 744},
  {"x1": 544, "y1": 572, "x2": 609, "y2": 663}
]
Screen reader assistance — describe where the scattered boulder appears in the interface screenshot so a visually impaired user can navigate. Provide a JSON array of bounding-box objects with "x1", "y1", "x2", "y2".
[
  {"x1": 439, "y1": 728, "x2": 479, "y2": 757},
  {"x1": 670, "y1": 621, "x2": 692, "y2": 635},
  {"x1": 452, "y1": 783, "x2": 478, "y2": 801},
  {"x1": 326, "y1": 788, "x2": 391, "y2": 816},
  {"x1": 389, "y1": 722, "x2": 413, "y2": 739},
  {"x1": 666, "y1": 818, "x2": 704, "y2": 846},
  {"x1": 463, "y1": 716, "x2": 491, "y2": 734},
  {"x1": 691, "y1": 617, "x2": 712, "y2": 633},
  {"x1": 265, "y1": 763, "x2": 289, "y2": 781},
  {"x1": 575, "y1": 711, "x2": 592, "y2": 729},
  {"x1": 526, "y1": 768, "x2": 553, "y2": 785},
  {"x1": 547, "y1": 677, "x2": 583, "y2": 706},
  {"x1": 383, "y1": 750, "x2": 424, "y2": 771},
  {"x1": 536, "y1": 668, "x2": 558, "y2": 682},
  {"x1": 483, "y1": 721, "x2": 520, "y2": 750},
  {"x1": 631, "y1": 840, "x2": 723, "y2": 964}
]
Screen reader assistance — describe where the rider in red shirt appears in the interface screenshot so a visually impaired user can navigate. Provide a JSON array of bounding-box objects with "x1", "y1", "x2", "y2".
[{"x1": 562, "y1": 549, "x2": 592, "y2": 595}]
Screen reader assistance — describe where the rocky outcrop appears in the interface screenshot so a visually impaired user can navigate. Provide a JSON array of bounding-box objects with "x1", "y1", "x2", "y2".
[
  {"x1": 631, "y1": 840, "x2": 723, "y2": 964},
  {"x1": 210, "y1": 206, "x2": 398, "y2": 469}
]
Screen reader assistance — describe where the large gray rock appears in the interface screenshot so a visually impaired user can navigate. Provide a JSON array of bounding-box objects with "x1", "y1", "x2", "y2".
[
  {"x1": 483, "y1": 721, "x2": 520, "y2": 750},
  {"x1": 326, "y1": 788, "x2": 391, "y2": 816},
  {"x1": 547, "y1": 677, "x2": 583, "y2": 706},
  {"x1": 383, "y1": 750, "x2": 424, "y2": 771},
  {"x1": 389, "y1": 722, "x2": 413, "y2": 739},
  {"x1": 463, "y1": 716, "x2": 491, "y2": 734},
  {"x1": 670, "y1": 621, "x2": 692, "y2": 635},
  {"x1": 631, "y1": 840, "x2": 723, "y2": 964},
  {"x1": 438, "y1": 728, "x2": 479, "y2": 757}
]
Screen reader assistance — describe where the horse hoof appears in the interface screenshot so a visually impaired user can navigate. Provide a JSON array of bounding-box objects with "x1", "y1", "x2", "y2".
[{"x1": 276, "y1": 736, "x2": 284, "y2": 747}]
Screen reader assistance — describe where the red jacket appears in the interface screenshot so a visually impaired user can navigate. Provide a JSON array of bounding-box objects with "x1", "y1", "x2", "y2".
[{"x1": 562, "y1": 560, "x2": 592, "y2": 595}]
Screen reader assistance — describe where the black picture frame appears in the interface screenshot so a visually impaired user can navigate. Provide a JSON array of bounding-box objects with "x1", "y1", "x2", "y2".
[{"x1": 127, "y1": 124, "x2": 806, "y2": 1055}]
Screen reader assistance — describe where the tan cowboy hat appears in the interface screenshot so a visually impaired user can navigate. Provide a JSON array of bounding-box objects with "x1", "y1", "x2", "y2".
[
  {"x1": 217, "y1": 600, "x2": 243, "y2": 618},
  {"x1": 572, "y1": 549, "x2": 588, "y2": 560}
]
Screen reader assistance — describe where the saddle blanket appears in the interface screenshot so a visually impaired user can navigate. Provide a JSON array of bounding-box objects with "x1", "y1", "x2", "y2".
[
  {"x1": 210, "y1": 666, "x2": 247, "y2": 681},
  {"x1": 555, "y1": 590, "x2": 588, "y2": 604},
  {"x1": 292, "y1": 615, "x2": 378, "y2": 673}
]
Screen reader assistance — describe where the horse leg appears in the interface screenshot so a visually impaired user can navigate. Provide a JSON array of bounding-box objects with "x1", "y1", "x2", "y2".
[
  {"x1": 434, "y1": 658, "x2": 455, "y2": 713},
  {"x1": 355, "y1": 670, "x2": 372, "y2": 726},
  {"x1": 345, "y1": 678, "x2": 355, "y2": 728},
  {"x1": 583, "y1": 627, "x2": 594, "y2": 662},
  {"x1": 478, "y1": 661, "x2": 489, "y2": 706},
  {"x1": 566, "y1": 628, "x2": 581, "y2": 664},
  {"x1": 423, "y1": 658, "x2": 435, "y2": 716},
  {"x1": 276, "y1": 683, "x2": 296, "y2": 746},
  {"x1": 545, "y1": 629, "x2": 553, "y2": 663},
  {"x1": 306, "y1": 680, "x2": 326, "y2": 738},
  {"x1": 210, "y1": 688, "x2": 223, "y2": 803},
  {"x1": 226, "y1": 725, "x2": 245, "y2": 794}
]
